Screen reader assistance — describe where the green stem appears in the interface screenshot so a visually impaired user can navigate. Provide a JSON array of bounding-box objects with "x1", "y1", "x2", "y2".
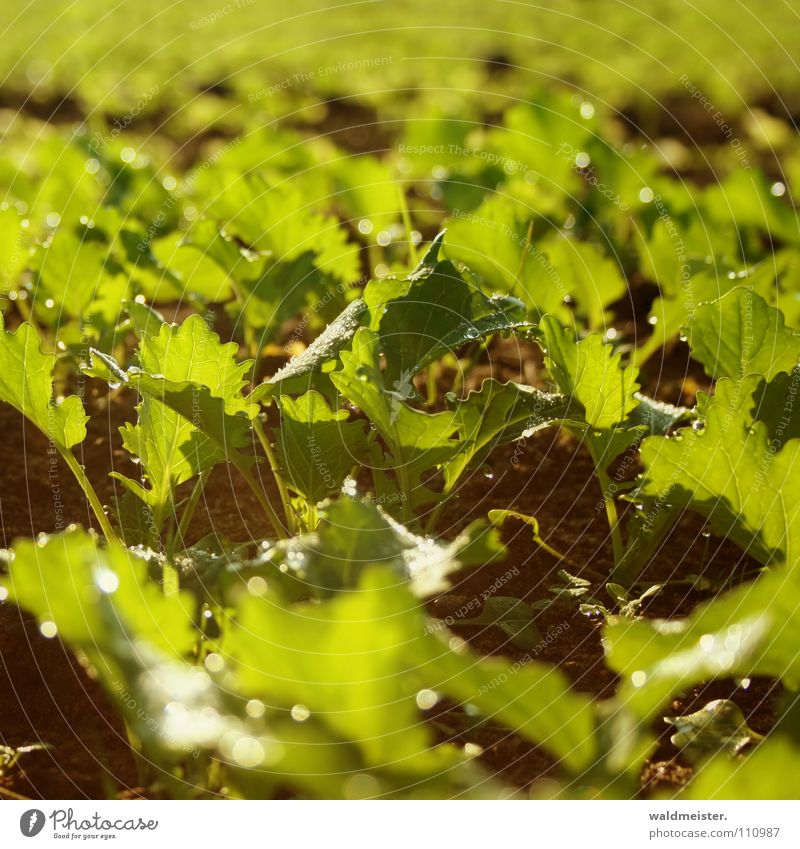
[
  {"x1": 305, "y1": 502, "x2": 319, "y2": 532},
  {"x1": 587, "y1": 444, "x2": 624, "y2": 567},
  {"x1": 511, "y1": 220, "x2": 534, "y2": 298},
  {"x1": 397, "y1": 183, "x2": 418, "y2": 267},
  {"x1": 168, "y1": 468, "x2": 210, "y2": 557},
  {"x1": 227, "y1": 277, "x2": 259, "y2": 360},
  {"x1": 162, "y1": 562, "x2": 180, "y2": 597},
  {"x1": 233, "y1": 457, "x2": 287, "y2": 539},
  {"x1": 612, "y1": 501, "x2": 681, "y2": 585},
  {"x1": 253, "y1": 416, "x2": 296, "y2": 535},
  {"x1": 60, "y1": 448, "x2": 118, "y2": 543},
  {"x1": 14, "y1": 293, "x2": 32, "y2": 323},
  {"x1": 426, "y1": 362, "x2": 438, "y2": 406},
  {"x1": 424, "y1": 494, "x2": 449, "y2": 535},
  {"x1": 387, "y1": 426, "x2": 413, "y2": 525},
  {"x1": 535, "y1": 537, "x2": 580, "y2": 570}
]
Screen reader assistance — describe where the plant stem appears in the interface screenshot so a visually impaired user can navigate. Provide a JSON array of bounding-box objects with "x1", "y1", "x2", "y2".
[
  {"x1": 233, "y1": 456, "x2": 287, "y2": 539},
  {"x1": 426, "y1": 362, "x2": 437, "y2": 406},
  {"x1": 387, "y1": 425, "x2": 413, "y2": 525},
  {"x1": 60, "y1": 448, "x2": 118, "y2": 543},
  {"x1": 253, "y1": 416, "x2": 296, "y2": 535},
  {"x1": 305, "y1": 501, "x2": 319, "y2": 532},
  {"x1": 587, "y1": 443, "x2": 624, "y2": 567},
  {"x1": 511, "y1": 220, "x2": 534, "y2": 297},
  {"x1": 162, "y1": 562, "x2": 180, "y2": 597},
  {"x1": 535, "y1": 536, "x2": 580, "y2": 570},
  {"x1": 397, "y1": 183, "x2": 418, "y2": 267},
  {"x1": 424, "y1": 494, "x2": 449, "y2": 535},
  {"x1": 227, "y1": 277, "x2": 259, "y2": 360},
  {"x1": 168, "y1": 468, "x2": 210, "y2": 557},
  {"x1": 367, "y1": 243, "x2": 384, "y2": 278}
]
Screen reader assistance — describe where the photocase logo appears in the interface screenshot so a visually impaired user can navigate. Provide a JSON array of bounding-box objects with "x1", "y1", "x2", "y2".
[{"x1": 19, "y1": 809, "x2": 45, "y2": 837}]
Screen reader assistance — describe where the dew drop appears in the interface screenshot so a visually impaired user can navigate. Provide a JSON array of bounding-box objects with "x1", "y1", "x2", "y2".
[
  {"x1": 231, "y1": 736, "x2": 264, "y2": 768},
  {"x1": 416, "y1": 689, "x2": 439, "y2": 710},
  {"x1": 205, "y1": 653, "x2": 224, "y2": 673},
  {"x1": 40, "y1": 621, "x2": 58, "y2": 639},
  {"x1": 95, "y1": 567, "x2": 119, "y2": 594},
  {"x1": 291, "y1": 703, "x2": 310, "y2": 722},
  {"x1": 246, "y1": 699, "x2": 266, "y2": 718}
]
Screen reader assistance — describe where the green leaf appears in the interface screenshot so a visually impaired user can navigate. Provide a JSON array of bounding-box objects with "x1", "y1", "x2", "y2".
[
  {"x1": 326, "y1": 155, "x2": 400, "y2": 231},
  {"x1": 635, "y1": 376, "x2": 800, "y2": 566},
  {"x1": 444, "y1": 199, "x2": 625, "y2": 330},
  {"x1": 751, "y1": 368, "x2": 800, "y2": 450},
  {"x1": 0, "y1": 206, "x2": 26, "y2": 288},
  {"x1": 125, "y1": 298, "x2": 167, "y2": 338},
  {"x1": 36, "y1": 229, "x2": 127, "y2": 320},
  {"x1": 628, "y1": 393, "x2": 692, "y2": 435},
  {"x1": 203, "y1": 175, "x2": 359, "y2": 284},
  {"x1": 235, "y1": 251, "x2": 331, "y2": 335},
  {"x1": 540, "y1": 315, "x2": 640, "y2": 430},
  {"x1": 680, "y1": 738, "x2": 800, "y2": 800},
  {"x1": 268, "y1": 493, "x2": 505, "y2": 598},
  {"x1": 373, "y1": 259, "x2": 529, "y2": 384},
  {"x1": 110, "y1": 644, "x2": 281, "y2": 775},
  {"x1": 2, "y1": 528, "x2": 196, "y2": 658},
  {"x1": 416, "y1": 617, "x2": 597, "y2": 772},
  {"x1": 150, "y1": 231, "x2": 234, "y2": 303},
  {"x1": 686, "y1": 288, "x2": 800, "y2": 381},
  {"x1": 259, "y1": 232, "x2": 530, "y2": 399},
  {"x1": 90, "y1": 315, "x2": 256, "y2": 527},
  {"x1": 604, "y1": 566, "x2": 800, "y2": 723},
  {"x1": 230, "y1": 566, "x2": 436, "y2": 765},
  {"x1": 637, "y1": 262, "x2": 738, "y2": 366},
  {"x1": 255, "y1": 299, "x2": 367, "y2": 400},
  {"x1": 231, "y1": 565, "x2": 596, "y2": 772},
  {"x1": 539, "y1": 238, "x2": 627, "y2": 331},
  {"x1": 444, "y1": 378, "x2": 572, "y2": 487},
  {"x1": 4, "y1": 532, "x2": 491, "y2": 799},
  {"x1": 181, "y1": 218, "x2": 252, "y2": 279},
  {"x1": 665, "y1": 699, "x2": 761, "y2": 762},
  {"x1": 0, "y1": 316, "x2": 87, "y2": 451},
  {"x1": 331, "y1": 328, "x2": 461, "y2": 514},
  {"x1": 444, "y1": 196, "x2": 533, "y2": 296},
  {"x1": 459, "y1": 596, "x2": 544, "y2": 650},
  {"x1": 274, "y1": 391, "x2": 369, "y2": 504}
]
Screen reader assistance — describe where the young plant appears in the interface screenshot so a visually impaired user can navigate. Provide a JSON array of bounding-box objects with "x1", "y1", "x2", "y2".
[
  {"x1": 0, "y1": 316, "x2": 116, "y2": 540},
  {"x1": 86, "y1": 314, "x2": 294, "y2": 581}
]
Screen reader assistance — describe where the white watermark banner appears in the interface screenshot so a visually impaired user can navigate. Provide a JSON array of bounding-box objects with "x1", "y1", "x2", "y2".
[{"x1": 0, "y1": 800, "x2": 797, "y2": 847}]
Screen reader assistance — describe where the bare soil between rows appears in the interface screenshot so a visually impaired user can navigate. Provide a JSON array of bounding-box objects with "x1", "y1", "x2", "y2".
[{"x1": 0, "y1": 338, "x2": 778, "y2": 799}]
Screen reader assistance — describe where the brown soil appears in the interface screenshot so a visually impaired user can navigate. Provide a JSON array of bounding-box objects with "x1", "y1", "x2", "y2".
[{"x1": 0, "y1": 332, "x2": 777, "y2": 800}]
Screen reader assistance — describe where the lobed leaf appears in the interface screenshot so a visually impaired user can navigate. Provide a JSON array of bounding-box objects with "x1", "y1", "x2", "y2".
[
  {"x1": 331, "y1": 327, "x2": 461, "y2": 514},
  {"x1": 635, "y1": 376, "x2": 800, "y2": 566},
  {"x1": 686, "y1": 287, "x2": 800, "y2": 381},
  {"x1": 0, "y1": 316, "x2": 87, "y2": 451},
  {"x1": 274, "y1": 391, "x2": 369, "y2": 504}
]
